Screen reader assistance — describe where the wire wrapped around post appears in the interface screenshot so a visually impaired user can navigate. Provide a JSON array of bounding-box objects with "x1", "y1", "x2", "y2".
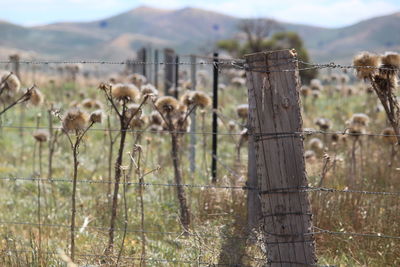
[{"x1": 245, "y1": 49, "x2": 317, "y2": 266}]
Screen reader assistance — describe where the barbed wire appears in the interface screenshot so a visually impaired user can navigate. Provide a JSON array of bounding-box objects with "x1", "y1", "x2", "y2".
[
  {"x1": 0, "y1": 176, "x2": 250, "y2": 190},
  {"x1": 1, "y1": 176, "x2": 400, "y2": 196},
  {"x1": 313, "y1": 226, "x2": 400, "y2": 240},
  {"x1": 0, "y1": 125, "x2": 245, "y2": 136},
  {"x1": 2, "y1": 125, "x2": 400, "y2": 138},
  {"x1": 3, "y1": 249, "x2": 337, "y2": 267},
  {"x1": 3, "y1": 219, "x2": 400, "y2": 245},
  {"x1": 266, "y1": 260, "x2": 335, "y2": 267},
  {"x1": 0, "y1": 221, "x2": 253, "y2": 241},
  {"x1": 297, "y1": 59, "x2": 400, "y2": 71},
  {"x1": 2, "y1": 58, "x2": 398, "y2": 72},
  {"x1": 0, "y1": 59, "x2": 243, "y2": 66},
  {"x1": 3, "y1": 219, "x2": 399, "y2": 248},
  {"x1": 1, "y1": 249, "x2": 259, "y2": 266}
]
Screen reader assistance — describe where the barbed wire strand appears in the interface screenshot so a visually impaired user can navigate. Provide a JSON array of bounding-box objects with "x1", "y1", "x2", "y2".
[
  {"x1": 2, "y1": 125, "x2": 400, "y2": 138},
  {"x1": 1, "y1": 176, "x2": 400, "y2": 196},
  {"x1": 1, "y1": 249, "x2": 259, "y2": 266},
  {"x1": 2, "y1": 58, "x2": 398, "y2": 72},
  {"x1": 3, "y1": 220, "x2": 400, "y2": 241},
  {"x1": 0, "y1": 221, "x2": 254, "y2": 241},
  {"x1": 3, "y1": 249, "x2": 337, "y2": 267},
  {"x1": 0, "y1": 176, "x2": 250, "y2": 189}
]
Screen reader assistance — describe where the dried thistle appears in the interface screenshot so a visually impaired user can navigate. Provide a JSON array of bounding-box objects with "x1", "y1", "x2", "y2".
[
  {"x1": 128, "y1": 73, "x2": 147, "y2": 88},
  {"x1": 315, "y1": 118, "x2": 331, "y2": 131},
  {"x1": 29, "y1": 87, "x2": 44, "y2": 106},
  {"x1": 81, "y1": 98, "x2": 94, "y2": 109},
  {"x1": 181, "y1": 90, "x2": 211, "y2": 109},
  {"x1": 33, "y1": 129, "x2": 49, "y2": 142},
  {"x1": 191, "y1": 91, "x2": 211, "y2": 109},
  {"x1": 155, "y1": 96, "x2": 179, "y2": 114},
  {"x1": 149, "y1": 111, "x2": 163, "y2": 126},
  {"x1": 62, "y1": 108, "x2": 89, "y2": 132},
  {"x1": 353, "y1": 52, "x2": 381, "y2": 80},
  {"x1": 0, "y1": 72, "x2": 20, "y2": 95},
  {"x1": 380, "y1": 52, "x2": 400, "y2": 78},
  {"x1": 346, "y1": 113, "x2": 369, "y2": 135},
  {"x1": 89, "y1": 109, "x2": 103, "y2": 124},
  {"x1": 236, "y1": 104, "x2": 249, "y2": 120},
  {"x1": 308, "y1": 138, "x2": 324, "y2": 152},
  {"x1": 310, "y1": 79, "x2": 322, "y2": 91},
  {"x1": 141, "y1": 83, "x2": 159, "y2": 97},
  {"x1": 381, "y1": 127, "x2": 397, "y2": 145},
  {"x1": 130, "y1": 114, "x2": 147, "y2": 129},
  {"x1": 111, "y1": 83, "x2": 140, "y2": 102}
]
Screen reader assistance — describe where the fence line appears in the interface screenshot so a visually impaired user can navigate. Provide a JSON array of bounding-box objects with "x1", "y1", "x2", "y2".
[
  {"x1": 2, "y1": 58, "x2": 398, "y2": 72},
  {"x1": 0, "y1": 221, "x2": 253, "y2": 241},
  {"x1": 2, "y1": 249, "x2": 338, "y2": 267},
  {"x1": 1, "y1": 176, "x2": 400, "y2": 196},
  {"x1": 3, "y1": 219, "x2": 400, "y2": 243},
  {"x1": 0, "y1": 176, "x2": 252, "y2": 190},
  {"x1": 312, "y1": 226, "x2": 400, "y2": 240},
  {"x1": 2, "y1": 125, "x2": 400, "y2": 138},
  {"x1": 1, "y1": 249, "x2": 263, "y2": 266},
  {"x1": 0, "y1": 60, "x2": 242, "y2": 66}
]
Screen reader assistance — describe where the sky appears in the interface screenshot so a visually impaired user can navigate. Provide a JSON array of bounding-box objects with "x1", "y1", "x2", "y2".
[{"x1": 1, "y1": 0, "x2": 399, "y2": 28}]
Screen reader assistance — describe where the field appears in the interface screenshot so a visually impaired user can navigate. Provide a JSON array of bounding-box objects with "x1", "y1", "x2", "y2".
[{"x1": 0, "y1": 56, "x2": 399, "y2": 267}]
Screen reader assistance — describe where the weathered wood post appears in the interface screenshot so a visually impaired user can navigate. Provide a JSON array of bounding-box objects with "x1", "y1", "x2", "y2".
[
  {"x1": 189, "y1": 55, "x2": 197, "y2": 173},
  {"x1": 137, "y1": 47, "x2": 147, "y2": 76},
  {"x1": 164, "y1": 48, "x2": 175, "y2": 96},
  {"x1": 245, "y1": 49, "x2": 316, "y2": 266},
  {"x1": 9, "y1": 54, "x2": 20, "y2": 80},
  {"x1": 174, "y1": 55, "x2": 179, "y2": 99},
  {"x1": 154, "y1": 49, "x2": 159, "y2": 88},
  {"x1": 247, "y1": 133, "x2": 261, "y2": 231}
]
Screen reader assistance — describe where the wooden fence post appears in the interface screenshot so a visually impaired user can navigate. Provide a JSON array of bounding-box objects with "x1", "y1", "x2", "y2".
[
  {"x1": 137, "y1": 47, "x2": 147, "y2": 76},
  {"x1": 247, "y1": 133, "x2": 261, "y2": 231},
  {"x1": 154, "y1": 49, "x2": 159, "y2": 88},
  {"x1": 9, "y1": 54, "x2": 20, "y2": 80},
  {"x1": 245, "y1": 49, "x2": 316, "y2": 266},
  {"x1": 164, "y1": 48, "x2": 175, "y2": 96}
]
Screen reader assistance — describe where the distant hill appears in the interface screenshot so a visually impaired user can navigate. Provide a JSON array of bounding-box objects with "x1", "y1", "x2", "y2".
[{"x1": 0, "y1": 6, "x2": 399, "y2": 63}]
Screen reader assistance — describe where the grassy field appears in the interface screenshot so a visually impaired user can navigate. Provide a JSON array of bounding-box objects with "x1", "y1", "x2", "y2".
[{"x1": 0, "y1": 66, "x2": 399, "y2": 266}]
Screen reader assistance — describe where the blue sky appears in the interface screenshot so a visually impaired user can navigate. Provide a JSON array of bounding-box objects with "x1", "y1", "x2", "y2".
[{"x1": 1, "y1": 0, "x2": 399, "y2": 27}]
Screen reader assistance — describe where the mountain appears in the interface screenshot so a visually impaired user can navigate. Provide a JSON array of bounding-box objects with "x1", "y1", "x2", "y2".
[
  {"x1": 285, "y1": 12, "x2": 400, "y2": 62},
  {"x1": 0, "y1": 6, "x2": 399, "y2": 63}
]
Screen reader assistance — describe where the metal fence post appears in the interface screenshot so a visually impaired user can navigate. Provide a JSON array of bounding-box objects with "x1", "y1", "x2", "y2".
[
  {"x1": 174, "y1": 55, "x2": 179, "y2": 99},
  {"x1": 211, "y1": 52, "x2": 219, "y2": 183},
  {"x1": 189, "y1": 55, "x2": 197, "y2": 174}
]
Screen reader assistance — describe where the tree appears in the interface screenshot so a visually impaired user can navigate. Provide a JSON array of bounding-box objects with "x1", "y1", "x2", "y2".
[
  {"x1": 217, "y1": 19, "x2": 317, "y2": 83},
  {"x1": 238, "y1": 19, "x2": 281, "y2": 53},
  {"x1": 267, "y1": 32, "x2": 317, "y2": 84}
]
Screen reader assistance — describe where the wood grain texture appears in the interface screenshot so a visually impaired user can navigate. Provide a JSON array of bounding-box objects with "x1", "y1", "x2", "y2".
[{"x1": 245, "y1": 49, "x2": 316, "y2": 266}]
